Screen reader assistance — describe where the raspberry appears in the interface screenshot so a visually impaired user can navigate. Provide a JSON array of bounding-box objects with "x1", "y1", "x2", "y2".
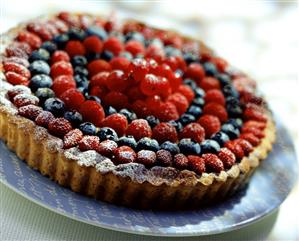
[
  {"x1": 7, "y1": 85, "x2": 31, "y2": 100},
  {"x1": 3, "y1": 56, "x2": 30, "y2": 67},
  {"x1": 188, "y1": 155, "x2": 206, "y2": 174},
  {"x1": 218, "y1": 148, "x2": 236, "y2": 169},
  {"x1": 202, "y1": 154, "x2": 224, "y2": 173},
  {"x1": 203, "y1": 102, "x2": 228, "y2": 122},
  {"x1": 51, "y1": 50, "x2": 70, "y2": 63},
  {"x1": 131, "y1": 100, "x2": 150, "y2": 118},
  {"x1": 48, "y1": 118, "x2": 72, "y2": 137},
  {"x1": 224, "y1": 141, "x2": 244, "y2": 159},
  {"x1": 136, "y1": 150, "x2": 156, "y2": 166},
  {"x1": 65, "y1": 40, "x2": 86, "y2": 57},
  {"x1": 87, "y1": 59, "x2": 111, "y2": 77},
  {"x1": 114, "y1": 146, "x2": 136, "y2": 163},
  {"x1": 211, "y1": 57, "x2": 228, "y2": 72},
  {"x1": 177, "y1": 85, "x2": 195, "y2": 104},
  {"x1": 125, "y1": 40, "x2": 145, "y2": 56},
  {"x1": 13, "y1": 94, "x2": 39, "y2": 107},
  {"x1": 197, "y1": 115, "x2": 221, "y2": 138},
  {"x1": 101, "y1": 113, "x2": 128, "y2": 136},
  {"x1": 103, "y1": 37, "x2": 123, "y2": 55},
  {"x1": 79, "y1": 100, "x2": 105, "y2": 127},
  {"x1": 129, "y1": 58, "x2": 149, "y2": 82},
  {"x1": 145, "y1": 95, "x2": 162, "y2": 112},
  {"x1": 239, "y1": 133, "x2": 260, "y2": 146},
  {"x1": 89, "y1": 86, "x2": 107, "y2": 99},
  {"x1": 167, "y1": 71, "x2": 182, "y2": 91},
  {"x1": 89, "y1": 71, "x2": 109, "y2": 88},
  {"x1": 3, "y1": 62, "x2": 31, "y2": 79},
  {"x1": 110, "y1": 57, "x2": 131, "y2": 71},
  {"x1": 145, "y1": 44, "x2": 165, "y2": 63},
  {"x1": 235, "y1": 139, "x2": 253, "y2": 155},
  {"x1": 204, "y1": 89, "x2": 225, "y2": 106},
  {"x1": 180, "y1": 123, "x2": 205, "y2": 143},
  {"x1": 127, "y1": 86, "x2": 145, "y2": 102},
  {"x1": 78, "y1": 135, "x2": 100, "y2": 152},
  {"x1": 200, "y1": 77, "x2": 221, "y2": 91},
  {"x1": 243, "y1": 106, "x2": 267, "y2": 122},
  {"x1": 185, "y1": 63, "x2": 205, "y2": 82},
  {"x1": 164, "y1": 56, "x2": 179, "y2": 71},
  {"x1": 140, "y1": 74, "x2": 165, "y2": 96},
  {"x1": 35, "y1": 111, "x2": 55, "y2": 127},
  {"x1": 173, "y1": 154, "x2": 189, "y2": 169},
  {"x1": 152, "y1": 122, "x2": 178, "y2": 143},
  {"x1": 167, "y1": 93, "x2": 189, "y2": 115},
  {"x1": 18, "y1": 104, "x2": 43, "y2": 120},
  {"x1": 52, "y1": 75, "x2": 76, "y2": 97},
  {"x1": 83, "y1": 35, "x2": 103, "y2": 53},
  {"x1": 156, "y1": 149, "x2": 172, "y2": 166},
  {"x1": 106, "y1": 70, "x2": 128, "y2": 92},
  {"x1": 6, "y1": 42, "x2": 31, "y2": 58},
  {"x1": 63, "y1": 129, "x2": 83, "y2": 149},
  {"x1": 155, "y1": 101, "x2": 179, "y2": 122},
  {"x1": 60, "y1": 88, "x2": 85, "y2": 111},
  {"x1": 5, "y1": 72, "x2": 29, "y2": 86},
  {"x1": 98, "y1": 140, "x2": 118, "y2": 156},
  {"x1": 104, "y1": 91, "x2": 129, "y2": 110},
  {"x1": 50, "y1": 61, "x2": 73, "y2": 78},
  {"x1": 126, "y1": 119, "x2": 152, "y2": 140},
  {"x1": 17, "y1": 31, "x2": 41, "y2": 49},
  {"x1": 58, "y1": 11, "x2": 80, "y2": 27},
  {"x1": 241, "y1": 126, "x2": 265, "y2": 139}
]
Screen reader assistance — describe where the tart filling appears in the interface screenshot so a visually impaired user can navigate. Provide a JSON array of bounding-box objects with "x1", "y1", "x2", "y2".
[{"x1": 0, "y1": 12, "x2": 276, "y2": 209}]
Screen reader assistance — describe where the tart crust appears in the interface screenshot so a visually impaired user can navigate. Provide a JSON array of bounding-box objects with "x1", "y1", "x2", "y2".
[{"x1": 0, "y1": 14, "x2": 276, "y2": 209}]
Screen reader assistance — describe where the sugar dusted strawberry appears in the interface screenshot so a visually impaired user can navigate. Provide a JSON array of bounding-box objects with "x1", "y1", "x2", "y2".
[
  {"x1": 114, "y1": 146, "x2": 136, "y2": 163},
  {"x1": 5, "y1": 42, "x2": 31, "y2": 58},
  {"x1": 202, "y1": 154, "x2": 224, "y2": 173},
  {"x1": 167, "y1": 93, "x2": 189, "y2": 115},
  {"x1": 197, "y1": 115, "x2": 221, "y2": 138},
  {"x1": 48, "y1": 118, "x2": 72, "y2": 137},
  {"x1": 136, "y1": 150, "x2": 156, "y2": 166},
  {"x1": 224, "y1": 140, "x2": 244, "y2": 159},
  {"x1": 203, "y1": 102, "x2": 228, "y2": 122},
  {"x1": 18, "y1": 104, "x2": 43, "y2": 120},
  {"x1": 243, "y1": 106, "x2": 267, "y2": 122},
  {"x1": 126, "y1": 119, "x2": 152, "y2": 140},
  {"x1": 156, "y1": 149, "x2": 172, "y2": 166},
  {"x1": 65, "y1": 40, "x2": 86, "y2": 57},
  {"x1": 35, "y1": 111, "x2": 55, "y2": 127},
  {"x1": 5, "y1": 72, "x2": 29, "y2": 86},
  {"x1": 79, "y1": 100, "x2": 105, "y2": 127},
  {"x1": 101, "y1": 113, "x2": 128, "y2": 136},
  {"x1": 78, "y1": 135, "x2": 100, "y2": 152},
  {"x1": 98, "y1": 140, "x2": 118, "y2": 156},
  {"x1": 87, "y1": 59, "x2": 111, "y2": 77},
  {"x1": 60, "y1": 88, "x2": 85, "y2": 111},
  {"x1": 152, "y1": 122, "x2": 178, "y2": 143},
  {"x1": 180, "y1": 123, "x2": 205, "y2": 143},
  {"x1": 177, "y1": 85, "x2": 195, "y2": 104},
  {"x1": 235, "y1": 139, "x2": 253, "y2": 155},
  {"x1": 3, "y1": 56, "x2": 30, "y2": 67},
  {"x1": 51, "y1": 50, "x2": 70, "y2": 63},
  {"x1": 3, "y1": 62, "x2": 31, "y2": 79},
  {"x1": 241, "y1": 126, "x2": 265, "y2": 139},
  {"x1": 173, "y1": 153, "x2": 189, "y2": 169},
  {"x1": 50, "y1": 61, "x2": 73, "y2": 78},
  {"x1": 218, "y1": 148, "x2": 236, "y2": 169},
  {"x1": 63, "y1": 129, "x2": 83, "y2": 149},
  {"x1": 17, "y1": 31, "x2": 41, "y2": 49},
  {"x1": 7, "y1": 85, "x2": 31, "y2": 100},
  {"x1": 52, "y1": 75, "x2": 76, "y2": 97},
  {"x1": 188, "y1": 155, "x2": 206, "y2": 174},
  {"x1": 239, "y1": 133, "x2": 260, "y2": 146},
  {"x1": 13, "y1": 94, "x2": 39, "y2": 107}
]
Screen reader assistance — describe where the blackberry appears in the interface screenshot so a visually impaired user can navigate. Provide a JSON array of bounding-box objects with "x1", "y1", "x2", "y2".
[
  {"x1": 97, "y1": 127, "x2": 118, "y2": 141},
  {"x1": 40, "y1": 41, "x2": 57, "y2": 54},
  {"x1": 34, "y1": 88, "x2": 55, "y2": 105},
  {"x1": 64, "y1": 110, "x2": 83, "y2": 127},
  {"x1": 29, "y1": 74, "x2": 52, "y2": 91},
  {"x1": 145, "y1": 115, "x2": 160, "y2": 128},
  {"x1": 119, "y1": 109, "x2": 137, "y2": 122},
  {"x1": 187, "y1": 105, "x2": 202, "y2": 119},
  {"x1": 29, "y1": 49, "x2": 50, "y2": 63},
  {"x1": 160, "y1": 141, "x2": 180, "y2": 155},
  {"x1": 201, "y1": 139, "x2": 221, "y2": 154},
  {"x1": 86, "y1": 26, "x2": 108, "y2": 40},
  {"x1": 221, "y1": 123, "x2": 240, "y2": 139},
  {"x1": 117, "y1": 136, "x2": 137, "y2": 149},
  {"x1": 28, "y1": 60, "x2": 50, "y2": 76},
  {"x1": 211, "y1": 131, "x2": 230, "y2": 146},
  {"x1": 136, "y1": 137, "x2": 160, "y2": 152},
  {"x1": 71, "y1": 55, "x2": 87, "y2": 66},
  {"x1": 178, "y1": 113, "x2": 195, "y2": 126},
  {"x1": 52, "y1": 34, "x2": 69, "y2": 49},
  {"x1": 178, "y1": 138, "x2": 201, "y2": 155},
  {"x1": 43, "y1": 98, "x2": 65, "y2": 117},
  {"x1": 79, "y1": 122, "x2": 97, "y2": 135},
  {"x1": 203, "y1": 62, "x2": 218, "y2": 76}
]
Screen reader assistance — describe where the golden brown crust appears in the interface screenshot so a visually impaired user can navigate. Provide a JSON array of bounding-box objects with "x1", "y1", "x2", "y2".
[{"x1": 0, "y1": 13, "x2": 276, "y2": 209}]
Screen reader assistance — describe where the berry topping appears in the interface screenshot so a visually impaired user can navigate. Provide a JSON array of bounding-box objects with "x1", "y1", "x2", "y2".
[
  {"x1": 60, "y1": 88, "x2": 85, "y2": 111},
  {"x1": 188, "y1": 155, "x2": 206, "y2": 174},
  {"x1": 35, "y1": 111, "x2": 55, "y2": 127},
  {"x1": 126, "y1": 119, "x2": 152, "y2": 140},
  {"x1": 152, "y1": 122, "x2": 178, "y2": 143},
  {"x1": 160, "y1": 141, "x2": 180, "y2": 155},
  {"x1": 202, "y1": 154, "x2": 224, "y2": 173},
  {"x1": 79, "y1": 122, "x2": 97, "y2": 135},
  {"x1": 50, "y1": 61, "x2": 73, "y2": 78},
  {"x1": 83, "y1": 35, "x2": 103, "y2": 53},
  {"x1": 221, "y1": 123, "x2": 240, "y2": 139},
  {"x1": 180, "y1": 123, "x2": 205, "y2": 143},
  {"x1": 78, "y1": 135, "x2": 100, "y2": 152},
  {"x1": 5, "y1": 72, "x2": 29, "y2": 86},
  {"x1": 101, "y1": 113, "x2": 128, "y2": 136},
  {"x1": 29, "y1": 48, "x2": 50, "y2": 62},
  {"x1": 167, "y1": 93, "x2": 189, "y2": 115},
  {"x1": 117, "y1": 136, "x2": 137, "y2": 149},
  {"x1": 97, "y1": 127, "x2": 118, "y2": 141},
  {"x1": 18, "y1": 104, "x2": 43, "y2": 120},
  {"x1": 43, "y1": 97, "x2": 65, "y2": 116},
  {"x1": 198, "y1": 115, "x2": 221, "y2": 138},
  {"x1": 136, "y1": 137, "x2": 160, "y2": 152},
  {"x1": 48, "y1": 118, "x2": 72, "y2": 137},
  {"x1": 65, "y1": 40, "x2": 86, "y2": 57},
  {"x1": 218, "y1": 147, "x2": 236, "y2": 169},
  {"x1": 200, "y1": 139, "x2": 221, "y2": 154},
  {"x1": 34, "y1": 88, "x2": 55, "y2": 105},
  {"x1": 98, "y1": 140, "x2": 118, "y2": 156},
  {"x1": 178, "y1": 138, "x2": 201, "y2": 155},
  {"x1": 79, "y1": 100, "x2": 105, "y2": 126},
  {"x1": 29, "y1": 60, "x2": 50, "y2": 75},
  {"x1": 203, "y1": 102, "x2": 228, "y2": 122},
  {"x1": 52, "y1": 75, "x2": 76, "y2": 97},
  {"x1": 224, "y1": 141, "x2": 245, "y2": 159},
  {"x1": 173, "y1": 154, "x2": 189, "y2": 169},
  {"x1": 13, "y1": 94, "x2": 39, "y2": 107},
  {"x1": 114, "y1": 146, "x2": 136, "y2": 164},
  {"x1": 3, "y1": 62, "x2": 31, "y2": 79},
  {"x1": 136, "y1": 150, "x2": 156, "y2": 166},
  {"x1": 211, "y1": 131, "x2": 230, "y2": 146},
  {"x1": 185, "y1": 63, "x2": 205, "y2": 82},
  {"x1": 63, "y1": 129, "x2": 83, "y2": 149},
  {"x1": 51, "y1": 50, "x2": 70, "y2": 63},
  {"x1": 204, "y1": 89, "x2": 225, "y2": 106},
  {"x1": 29, "y1": 74, "x2": 53, "y2": 91}
]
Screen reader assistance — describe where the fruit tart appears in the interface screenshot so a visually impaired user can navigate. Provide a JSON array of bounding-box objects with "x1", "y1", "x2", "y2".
[{"x1": 0, "y1": 12, "x2": 276, "y2": 209}]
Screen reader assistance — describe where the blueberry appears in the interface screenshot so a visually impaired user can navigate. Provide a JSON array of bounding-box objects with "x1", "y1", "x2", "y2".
[
  {"x1": 175, "y1": 69, "x2": 183, "y2": 77},
  {"x1": 86, "y1": 26, "x2": 108, "y2": 40},
  {"x1": 44, "y1": 98, "x2": 65, "y2": 116},
  {"x1": 183, "y1": 52, "x2": 199, "y2": 64},
  {"x1": 183, "y1": 78, "x2": 197, "y2": 90},
  {"x1": 136, "y1": 137, "x2": 160, "y2": 152},
  {"x1": 74, "y1": 75, "x2": 89, "y2": 89},
  {"x1": 101, "y1": 51, "x2": 114, "y2": 61},
  {"x1": 97, "y1": 127, "x2": 118, "y2": 141},
  {"x1": 211, "y1": 131, "x2": 230, "y2": 146},
  {"x1": 164, "y1": 46, "x2": 181, "y2": 57},
  {"x1": 226, "y1": 96, "x2": 240, "y2": 106},
  {"x1": 145, "y1": 38, "x2": 163, "y2": 48},
  {"x1": 119, "y1": 109, "x2": 137, "y2": 122},
  {"x1": 187, "y1": 105, "x2": 202, "y2": 119},
  {"x1": 85, "y1": 95, "x2": 101, "y2": 104},
  {"x1": 117, "y1": 136, "x2": 137, "y2": 149},
  {"x1": 223, "y1": 85, "x2": 239, "y2": 99},
  {"x1": 74, "y1": 66, "x2": 88, "y2": 76},
  {"x1": 221, "y1": 123, "x2": 240, "y2": 139},
  {"x1": 194, "y1": 87, "x2": 205, "y2": 98},
  {"x1": 227, "y1": 104, "x2": 242, "y2": 118},
  {"x1": 160, "y1": 141, "x2": 180, "y2": 155},
  {"x1": 29, "y1": 60, "x2": 50, "y2": 75},
  {"x1": 125, "y1": 32, "x2": 145, "y2": 43},
  {"x1": 79, "y1": 122, "x2": 97, "y2": 135},
  {"x1": 203, "y1": 62, "x2": 218, "y2": 76},
  {"x1": 68, "y1": 28, "x2": 86, "y2": 41},
  {"x1": 29, "y1": 74, "x2": 52, "y2": 91},
  {"x1": 77, "y1": 86, "x2": 88, "y2": 95},
  {"x1": 119, "y1": 51, "x2": 133, "y2": 61},
  {"x1": 40, "y1": 41, "x2": 57, "y2": 54},
  {"x1": 52, "y1": 34, "x2": 69, "y2": 49},
  {"x1": 29, "y1": 49, "x2": 50, "y2": 62},
  {"x1": 178, "y1": 114, "x2": 196, "y2": 126},
  {"x1": 86, "y1": 52, "x2": 101, "y2": 61},
  {"x1": 216, "y1": 73, "x2": 231, "y2": 86},
  {"x1": 201, "y1": 139, "x2": 220, "y2": 154},
  {"x1": 178, "y1": 138, "x2": 201, "y2": 155},
  {"x1": 64, "y1": 110, "x2": 83, "y2": 127},
  {"x1": 104, "y1": 106, "x2": 117, "y2": 116},
  {"x1": 226, "y1": 118, "x2": 243, "y2": 129},
  {"x1": 192, "y1": 97, "x2": 205, "y2": 107},
  {"x1": 145, "y1": 115, "x2": 160, "y2": 128},
  {"x1": 168, "y1": 120, "x2": 183, "y2": 132},
  {"x1": 71, "y1": 55, "x2": 87, "y2": 66},
  {"x1": 35, "y1": 88, "x2": 55, "y2": 105}
]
